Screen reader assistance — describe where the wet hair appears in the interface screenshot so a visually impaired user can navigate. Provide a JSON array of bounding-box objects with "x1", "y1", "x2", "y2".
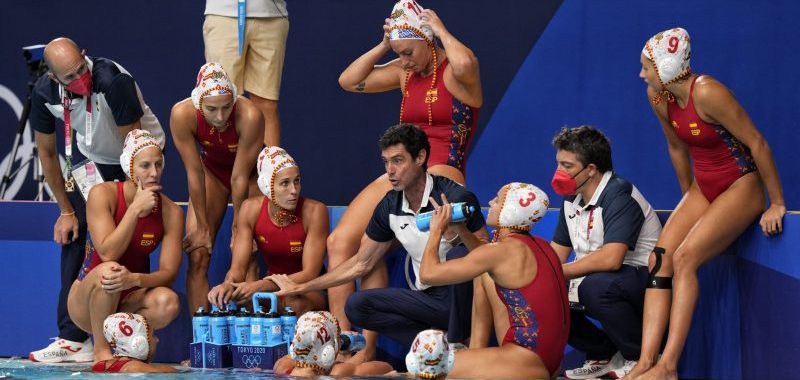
[
  {"x1": 552, "y1": 125, "x2": 613, "y2": 172},
  {"x1": 378, "y1": 123, "x2": 430, "y2": 170}
]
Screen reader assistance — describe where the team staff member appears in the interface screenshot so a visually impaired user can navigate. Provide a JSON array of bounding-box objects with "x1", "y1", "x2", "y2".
[
  {"x1": 29, "y1": 37, "x2": 164, "y2": 363},
  {"x1": 269, "y1": 124, "x2": 487, "y2": 363}
]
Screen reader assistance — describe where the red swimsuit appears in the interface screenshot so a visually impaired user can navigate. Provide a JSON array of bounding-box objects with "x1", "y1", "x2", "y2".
[
  {"x1": 91, "y1": 357, "x2": 132, "y2": 372},
  {"x1": 401, "y1": 59, "x2": 479, "y2": 173},
  {"x1": 78, "y1": 182, "x2": 164, "y2": 302},
  {"x1": 496, "y1": 234, "x2": 570, "y2": 376},
  {"x1": 195, "y1": 106, "x2": 239, "y2": 192},
  {"x1": 667, "y1": 76, "x2": 757, "y2": 202},
  {"x1": 253, "y1": 197, "x2": 306, "y2": 275}
]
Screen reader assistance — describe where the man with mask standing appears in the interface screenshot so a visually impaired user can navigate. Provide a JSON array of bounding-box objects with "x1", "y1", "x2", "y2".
[
  {"x1": 28, "y1": 37, "x2": 164, "y2": 363},
  {"x1": 549, "y1": 126, "x2": 661, "y2": 380}
]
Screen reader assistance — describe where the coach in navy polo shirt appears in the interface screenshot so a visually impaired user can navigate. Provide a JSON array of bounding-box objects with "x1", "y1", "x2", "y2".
[
  {"x1": 28, "y1": 37, "x2": 164, "y2": 363},
  {"x1": 549, "y1": 126, "x2": 662, "y2": 380},
  {"x1": 269, "y1": 124, "x2": 487, "y2": 358}
]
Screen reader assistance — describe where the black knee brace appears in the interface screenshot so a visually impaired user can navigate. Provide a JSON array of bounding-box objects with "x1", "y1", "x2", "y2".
[{"x1": 647, "y1": 247, "x2": 673, "y2": 289}]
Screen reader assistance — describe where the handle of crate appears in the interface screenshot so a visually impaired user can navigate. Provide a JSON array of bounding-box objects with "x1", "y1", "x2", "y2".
[{"x1": 252, "y1": 292, "x2": 278, "y2": 313}]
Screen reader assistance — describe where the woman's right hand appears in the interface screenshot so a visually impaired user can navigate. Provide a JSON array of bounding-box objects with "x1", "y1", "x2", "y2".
[
  {"x1": 183, "y1": 224, "x2": 213, "y2": 254},
  {"x1": 760, "y1": 203, "x2": 786, "y2": 236},
  {"x1": 101, "y1": 264, "x2": 138, "y2": 293},
  {"x1": 131, "y1": 180, "x2": 160, "y2": 218},
  {"x1": 53, "y1": 213, "x2": 79, "y2": 245},
  {"x1": 208, "y1": 282, "x2": 235, "y2": 308}
]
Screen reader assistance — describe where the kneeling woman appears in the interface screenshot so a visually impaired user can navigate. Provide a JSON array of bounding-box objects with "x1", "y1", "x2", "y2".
[
  {"x1": 416, "y1": 183, "x2": 569, "y2": 379},
  {"x1": 207, "y1": 146, "x2": 327, "y2": 315},
  {"x1": 67, "y1": 130, "x2": 183, "y2": 365},
  {"x1": 92, "y1": 313, "x2": 176, "y2": 373}
]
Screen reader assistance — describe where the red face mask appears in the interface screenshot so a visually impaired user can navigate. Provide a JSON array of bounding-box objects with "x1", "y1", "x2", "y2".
[
  {"x1": 65, "y1": 70, "x2": 92, "y2": 96},
  {"x1": 550, "y1": 166, "x2": 588, "y2": 196}
]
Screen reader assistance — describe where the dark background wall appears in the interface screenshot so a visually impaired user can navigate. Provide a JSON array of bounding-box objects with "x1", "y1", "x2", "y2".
[
  {"x1": 0, "y1": 0, "x2": 561, "y2": 206},
  {"x1": 0, "y1": 1, "x2": 796, "y2": 210},
  {"x1": 467, "y1": 0, "x2": 800, "y2": 210}
]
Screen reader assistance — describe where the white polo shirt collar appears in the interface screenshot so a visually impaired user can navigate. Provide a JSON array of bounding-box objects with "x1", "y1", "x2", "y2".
[
  {"x1": 401, "y1": 173, "x2": 433, "y2": 215},
  {"x1": 573, "y1": 171, "x2": 613, "y2": 211}
]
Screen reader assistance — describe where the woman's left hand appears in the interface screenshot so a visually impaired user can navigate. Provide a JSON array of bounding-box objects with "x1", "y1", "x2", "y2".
[
  {"x1": 419, "y1": 9, "x2": 446, "y2": 37},
  {"x1": 759, "y1": 203, "x2": 786, "y2": 236},
  {"x1": 100, "y1": 265, "x2": 138, "y2": 293}
]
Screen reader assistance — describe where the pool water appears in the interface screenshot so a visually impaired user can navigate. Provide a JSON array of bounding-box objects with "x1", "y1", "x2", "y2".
[
  {"x1": 0, "y1": 358, "x2": 279, "y2": 379},
  {"x1": 0, "y1": 358, "x2": 416, "y2": 379}
]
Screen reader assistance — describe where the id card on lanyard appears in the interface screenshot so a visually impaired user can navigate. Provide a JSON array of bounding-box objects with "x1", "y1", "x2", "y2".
[{"x1": 62, "y1": 91, "x2": 93, "y2": 192}]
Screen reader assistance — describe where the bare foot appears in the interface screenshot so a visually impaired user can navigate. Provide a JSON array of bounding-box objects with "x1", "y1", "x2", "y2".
[
  {"x1": 637, "y1": 364, "x2": 677, "y2": 380},
  {"x1": 179, "y1": 359, "x2": 191, "y2": 367},
  {"x1": 624, "y1": 362, "x2": 653, "y2": 380}
]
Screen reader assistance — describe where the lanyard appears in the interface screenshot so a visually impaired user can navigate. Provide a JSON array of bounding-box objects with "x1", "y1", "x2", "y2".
[
  {"x1": 62, "y1": 91, "x2": 93, "y2": 188},
  {"x1": 238, "y1": 0, "x2": 246, "y2": 55}
]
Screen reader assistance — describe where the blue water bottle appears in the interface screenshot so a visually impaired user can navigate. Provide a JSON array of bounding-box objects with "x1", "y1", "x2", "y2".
[
  {"x1": 192, "y1": 307, "x2": 210, "y2": 343},
  {"x1": 209, "y1": 305, "x2": 229, "y2": 344},
  {"x1": 416, "y1": 202, "x2": 475, "y2": 231},
  {"x1": 234, "y1": 308, "x2": 251, "y2": 345},
  {"x1": 281, "y1": 306, "x2": 297, "y2": 345},
  {"x1": 250, "y1": 308, "x2": 265, "y2": 346},
  {"x1": 226, "y1": 303, "x2": 237, "y2": 344},
  {"x1": 340, "y1": 331, "x2": 366, "y2": 353},
  {"x1": 265, "y1": 311, "x2": 283, "y2": 346}
]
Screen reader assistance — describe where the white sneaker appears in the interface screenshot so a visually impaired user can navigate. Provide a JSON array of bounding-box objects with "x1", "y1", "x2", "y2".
[
  {"x1": 565, "y1": 351, "x2": 623, "y2": 379},
  {"x1": 29, "y1": 337, "x2": 94, "y2": 363},
  {"x1": 609, "y1": 359, "x2": 637, "y2": 379}
]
